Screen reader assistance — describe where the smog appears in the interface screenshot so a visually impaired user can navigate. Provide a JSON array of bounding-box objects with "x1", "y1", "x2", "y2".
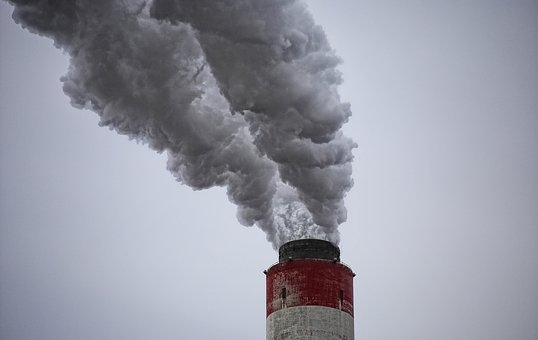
[{"x1": 7, "y1": 0, "x2": 355, "y2": 248}]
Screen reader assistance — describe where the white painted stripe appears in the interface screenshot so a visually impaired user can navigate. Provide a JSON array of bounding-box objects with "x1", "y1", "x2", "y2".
[{"x1": 266, "y1": 305, "x2": 354, "y2": 340}]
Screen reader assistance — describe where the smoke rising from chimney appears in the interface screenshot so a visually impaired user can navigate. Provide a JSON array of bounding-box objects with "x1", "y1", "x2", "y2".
[{"x1": 7, "y1": 0, "x2": 355, "y2": 248}]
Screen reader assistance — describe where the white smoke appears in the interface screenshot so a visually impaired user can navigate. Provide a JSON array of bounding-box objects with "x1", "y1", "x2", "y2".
[{"x1": 7, "y1": 0, "x2": 355, "y2": 248}]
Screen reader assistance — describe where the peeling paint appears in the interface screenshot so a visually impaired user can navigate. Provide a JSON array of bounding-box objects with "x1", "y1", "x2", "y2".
[
  {"x1": 267, "y1": 306, "x2": 354, "y2": 340},
  {"x1": 266, "y1": 259, "x2": 354, "y2": 317},
  {"x1": 266, "y1": 240, "x2": 355, "y2": 339}
]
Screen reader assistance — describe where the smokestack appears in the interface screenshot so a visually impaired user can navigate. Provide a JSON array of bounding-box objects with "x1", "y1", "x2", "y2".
[{"x1": 265, "y1": 239, "x2": 355, "y2": 339}]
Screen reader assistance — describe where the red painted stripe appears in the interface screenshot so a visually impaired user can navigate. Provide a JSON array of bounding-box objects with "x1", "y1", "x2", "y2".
[{"x1": 266, "y1": 259, "x2": 354, "y2": 317}]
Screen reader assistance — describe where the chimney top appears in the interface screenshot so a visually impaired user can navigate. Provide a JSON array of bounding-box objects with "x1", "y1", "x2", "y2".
[{"x1": 278, "y1": 239, "x2": 340, "y2": 262}]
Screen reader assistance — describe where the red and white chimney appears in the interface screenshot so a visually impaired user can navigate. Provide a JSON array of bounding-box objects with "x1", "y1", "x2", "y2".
[{"x1": 265, "y1": 239, "x2": 355, "y2": 340}]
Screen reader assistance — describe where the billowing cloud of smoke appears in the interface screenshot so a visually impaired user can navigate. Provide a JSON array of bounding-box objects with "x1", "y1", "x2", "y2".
[{"x1": 7, "y1": 0, "x2": 355, "y2": 248}]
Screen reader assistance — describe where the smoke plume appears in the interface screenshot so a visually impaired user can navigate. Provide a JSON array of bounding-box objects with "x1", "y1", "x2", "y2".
[{"x1": 7, "y1": 0, "x2": 355, "y2": 248}]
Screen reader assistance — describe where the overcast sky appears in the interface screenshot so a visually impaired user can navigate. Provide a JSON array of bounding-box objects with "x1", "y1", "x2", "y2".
[{"x1": 1, "y1": 1, "x2": 537, "y2": 339}]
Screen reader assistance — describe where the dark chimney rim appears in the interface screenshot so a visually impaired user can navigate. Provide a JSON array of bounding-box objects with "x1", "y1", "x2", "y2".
[{"x1": 278, "y1": 239, "x2": 340, "y2": 262}]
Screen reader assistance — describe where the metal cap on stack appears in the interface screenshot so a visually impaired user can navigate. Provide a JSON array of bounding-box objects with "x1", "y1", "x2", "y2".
[{"x1": 278, "y1": 239, "x2": 340, "y2": 262}]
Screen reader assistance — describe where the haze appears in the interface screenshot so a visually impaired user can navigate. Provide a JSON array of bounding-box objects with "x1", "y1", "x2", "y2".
[{"x1": 1, "y1": 1, "x2": 537, "y2": 339}]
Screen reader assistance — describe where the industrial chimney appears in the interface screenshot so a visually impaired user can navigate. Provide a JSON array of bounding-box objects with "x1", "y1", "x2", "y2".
[{"x1": 265, "y1": 239, "x2": 355, "y2": 339}]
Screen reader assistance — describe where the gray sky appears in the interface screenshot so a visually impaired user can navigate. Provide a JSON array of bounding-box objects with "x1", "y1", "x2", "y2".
[{"x1": 1, "y1": 1, "x2": 537, "y2": 339}]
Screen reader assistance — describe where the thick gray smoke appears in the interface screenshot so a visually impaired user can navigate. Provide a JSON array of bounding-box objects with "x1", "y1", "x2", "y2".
[{"x1": 7, "y1": 0, "x2": 355, "y2": 248}]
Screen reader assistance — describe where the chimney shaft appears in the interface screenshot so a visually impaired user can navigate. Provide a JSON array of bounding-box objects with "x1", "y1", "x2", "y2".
[{"x1": 265, "y1": 239, "x2": 355, "y2": 340}]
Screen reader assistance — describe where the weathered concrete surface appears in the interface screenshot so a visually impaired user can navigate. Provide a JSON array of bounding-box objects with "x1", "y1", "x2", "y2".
[
  {"x1": 266, "y1": 259, "x2": 354, "y2": 317},
  {"x1": 266, "y1": 240, "x2": 355, "y2": 340},
  {"x1": 266, "y1": 306, "x2": 354, "y2": 340}
]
